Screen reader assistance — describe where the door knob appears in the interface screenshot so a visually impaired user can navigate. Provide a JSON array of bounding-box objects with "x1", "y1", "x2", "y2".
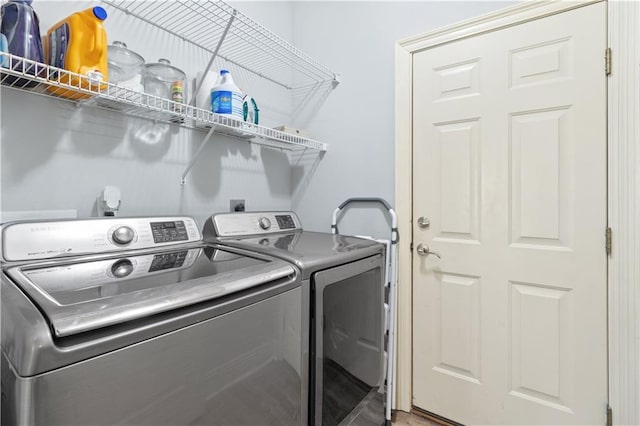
[
  {"x1": 416, "y1": 243, "x2": 440, "y2": 259},
  {"x1": 417, "y1": 216, "x2": 430, "y2": 228}
]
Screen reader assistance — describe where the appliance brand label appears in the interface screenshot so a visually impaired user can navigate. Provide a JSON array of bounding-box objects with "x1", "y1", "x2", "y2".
[
  {"x1": 28, "y1": 225, "x2": 63, "y2": 233},
  {"x1": 212, "y1": 90, "x2": 232, "y2": 114}
]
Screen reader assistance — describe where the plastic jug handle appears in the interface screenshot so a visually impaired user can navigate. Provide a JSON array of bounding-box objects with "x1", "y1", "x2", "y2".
[{"x1": 92, "y1": 22, "x2": 104, "y2": 58}]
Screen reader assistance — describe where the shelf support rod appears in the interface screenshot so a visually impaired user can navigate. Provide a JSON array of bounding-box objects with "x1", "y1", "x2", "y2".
[
  {"x1": 191, "y1": 9, "x2": 237, "y2": 107},
  {"x1": 181, "y1": 125, "x2": 217, "y2": 185}
]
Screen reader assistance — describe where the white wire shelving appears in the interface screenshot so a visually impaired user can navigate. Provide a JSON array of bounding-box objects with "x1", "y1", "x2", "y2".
[
  {"x1": 2, "y1": 1, "x2": 336, "y2": 182},
  {"x1": 102, "y1": 0, "x2": 339, "y2": 90},
  {"x1": 0, "y1": 52, "x2": 328, "y2": 153}
]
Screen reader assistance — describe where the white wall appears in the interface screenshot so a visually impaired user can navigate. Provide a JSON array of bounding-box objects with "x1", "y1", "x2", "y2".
[{"x1": 290, "y1": 1, "x2": 514, "y2": 237}]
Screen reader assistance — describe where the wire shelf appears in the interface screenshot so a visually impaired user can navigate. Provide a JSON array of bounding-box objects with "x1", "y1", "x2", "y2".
[
  {"x1": 102, "y1": 0, "x2": 338, "y2": 90},
  {"x1": 0, "y1": 52, "x2": 328, "y2": 154}
]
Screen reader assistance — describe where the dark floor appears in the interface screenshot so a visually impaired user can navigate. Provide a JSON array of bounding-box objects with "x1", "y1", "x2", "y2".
[{"x1": 322, "y1": 358, "x2": 375, "y2": 425}]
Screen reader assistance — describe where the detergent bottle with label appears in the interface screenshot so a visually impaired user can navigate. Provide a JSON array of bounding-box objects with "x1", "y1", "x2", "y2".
[
  {"x1": 0, "y1": 0, "x2": 45, "y2": 87},
  {"x1": 45, "y1": 6, "x2": 108, "y2": 99},
  {"x1": 211, "y1": 70, "x2": 244, "y2": 120}
]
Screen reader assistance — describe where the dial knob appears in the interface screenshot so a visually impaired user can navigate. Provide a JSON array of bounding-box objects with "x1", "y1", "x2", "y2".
[
  {"x1": 112, "y1": 226, "x2": 135, "y2": 245},
  {"x1": 258, "y1": 217, "x2": 271, "y2": 230},
  {"x1": 111, "y1": 259, "x2": 134, "y2": 278}
]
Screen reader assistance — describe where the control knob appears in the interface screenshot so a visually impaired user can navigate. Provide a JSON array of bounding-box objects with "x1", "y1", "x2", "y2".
[
  {"x1": 111, "y1": 259, "x2": 134, "y2": 278},
  {"x1": 258, "y1": 217, "x2": 271, "y2": 230},
  {"x1": 112, "y1": 226, "x2": 135, "y2": 245},
  {"x1": 259, "y1": 238, "x2": 270, "y2": 246}
]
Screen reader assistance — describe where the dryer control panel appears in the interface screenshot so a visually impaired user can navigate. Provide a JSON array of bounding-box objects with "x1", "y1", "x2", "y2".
[
  {"x1": 1, "y1": 217, "x2": 201, "y2": 262},
  {"x1": 206, "y1": 211, "x2": 302, "y2": 237}
]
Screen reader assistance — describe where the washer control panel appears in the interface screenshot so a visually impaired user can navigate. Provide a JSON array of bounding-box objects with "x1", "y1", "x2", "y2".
[
  {"x1": 208, "y1": 211, "x2": 302, "y2": 237},
  {"x1": 150, "y1": 221, "x2": 190, "y2": 243},
  {"x1": 2, "y1": 217, "x2": 201, "y2": 262}
]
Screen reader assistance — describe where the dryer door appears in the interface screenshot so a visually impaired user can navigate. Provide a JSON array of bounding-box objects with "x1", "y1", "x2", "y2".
[{"x1": 312, "y1": 254, "x2": 385, "y2": 426}]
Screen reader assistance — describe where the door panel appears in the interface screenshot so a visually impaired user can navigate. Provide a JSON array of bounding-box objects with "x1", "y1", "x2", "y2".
[
  {"x1": 433, "y1": 119, "x2": 480, "y2": 242},
  {"x1": 412, "y1": 3, "x2": 607, "y2": 425},
  {"x1": 510, "y1": 107, "x2": 572, "y2": 248},
  {"x1": 434, "y1": 273, "x2": 481, "y2": 384}
]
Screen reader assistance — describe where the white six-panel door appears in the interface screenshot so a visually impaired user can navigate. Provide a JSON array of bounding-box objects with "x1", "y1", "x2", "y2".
[{"x1": 411, "y1": 3, "x2": 607, "y2": 424}]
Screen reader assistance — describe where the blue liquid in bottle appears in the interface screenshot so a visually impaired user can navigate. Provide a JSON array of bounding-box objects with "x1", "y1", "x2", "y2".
[{"x1": 1, "y1": 0, "x2": 45, "y2": 87}]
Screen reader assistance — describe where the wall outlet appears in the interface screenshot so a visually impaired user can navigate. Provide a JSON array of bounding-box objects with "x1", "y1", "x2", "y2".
[{"x1": 230, "y1": 199, "x2": 245, "y2": 212}]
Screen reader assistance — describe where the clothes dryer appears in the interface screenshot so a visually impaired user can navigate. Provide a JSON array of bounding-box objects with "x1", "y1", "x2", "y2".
[{"x1": 204, "y1": 211, "x2": 386, "y2": 426}]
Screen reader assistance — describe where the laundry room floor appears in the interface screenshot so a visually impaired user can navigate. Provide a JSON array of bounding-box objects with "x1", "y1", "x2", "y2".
[{"x1": 393, "y1": 411, "x2": 441, "y2": 425}]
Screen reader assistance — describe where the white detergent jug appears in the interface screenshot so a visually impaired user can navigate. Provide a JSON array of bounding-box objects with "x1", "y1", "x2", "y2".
[
  {"x1": 211, "y1": 69, "x2": 243, "y2": 120},
  {"x1": 193, "y1": 70, "x2": 219, "y2": 128}
]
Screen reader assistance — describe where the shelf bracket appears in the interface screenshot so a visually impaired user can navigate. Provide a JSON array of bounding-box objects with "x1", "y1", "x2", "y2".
[
  {"x1": 332, "y1": 72, "x2": 342, "y2": 87},
  {"x1": 191, "y1": 9, "x2": 237, "y2": 107},
  {"x1": 181, "y1": 126, "x2": 217, "y2": 185}
]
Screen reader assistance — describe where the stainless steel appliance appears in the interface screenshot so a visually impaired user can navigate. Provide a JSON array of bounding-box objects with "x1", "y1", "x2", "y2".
[
  {"x1": 1, "y1": 216, "x2": 305, "y2": 426},
  {"x1": 203, "y1": 212, "x2": 386, "y2": 426}
]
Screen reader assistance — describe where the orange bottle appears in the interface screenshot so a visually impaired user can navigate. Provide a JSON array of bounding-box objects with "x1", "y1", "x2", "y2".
[{"x1": 45, "y1": 6, "x2": 108, "y2": 100}]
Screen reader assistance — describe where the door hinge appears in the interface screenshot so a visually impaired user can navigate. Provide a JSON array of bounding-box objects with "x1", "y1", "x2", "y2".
[
  {"x1": 606, "y1": 405, "x2": 612, "y2": 426},
  {"x1": 606, "y1": 227, "x2": 612, "y2": 256},
  {"x1": 410, "y1": 242, "x2": 414, "y2": 252},
  {"x1": 605, "y1": 47, "x2": 612, "y2": 76}
]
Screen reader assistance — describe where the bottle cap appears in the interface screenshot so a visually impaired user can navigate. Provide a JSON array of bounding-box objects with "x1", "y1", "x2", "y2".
[
  {"x1": 220, "y1": 70, "x2": 229, "y2": 75},
  {"x1": 93, "y1": 6, "x2": 108, "y2": 21}
]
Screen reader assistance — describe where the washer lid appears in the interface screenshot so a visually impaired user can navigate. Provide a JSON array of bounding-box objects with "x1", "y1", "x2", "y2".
[{"x1": 5, "y1": 245, "x2": 296, "y2": 337}]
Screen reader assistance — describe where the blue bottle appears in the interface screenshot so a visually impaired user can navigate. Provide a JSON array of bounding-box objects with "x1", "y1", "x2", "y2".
[
  {"x1": 0, "y1": 0, "x2": 45, "y2": 86},
  {"x1": 0, "y1": 34, "x2": 8, "y2": 67}
]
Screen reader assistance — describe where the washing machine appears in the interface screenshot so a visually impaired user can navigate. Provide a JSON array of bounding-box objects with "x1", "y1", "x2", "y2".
[
  {"x1": 1, "y1": 216, "x2": 306, "y2": 425},
  {"x1": 203, "y1": 211, "x2": 387, "y2": 426}
]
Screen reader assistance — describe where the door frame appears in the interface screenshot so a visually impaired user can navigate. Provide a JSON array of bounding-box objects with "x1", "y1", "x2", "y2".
[{"x1": 394, "y1": 0, "x2": 640, "y2": 423}]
